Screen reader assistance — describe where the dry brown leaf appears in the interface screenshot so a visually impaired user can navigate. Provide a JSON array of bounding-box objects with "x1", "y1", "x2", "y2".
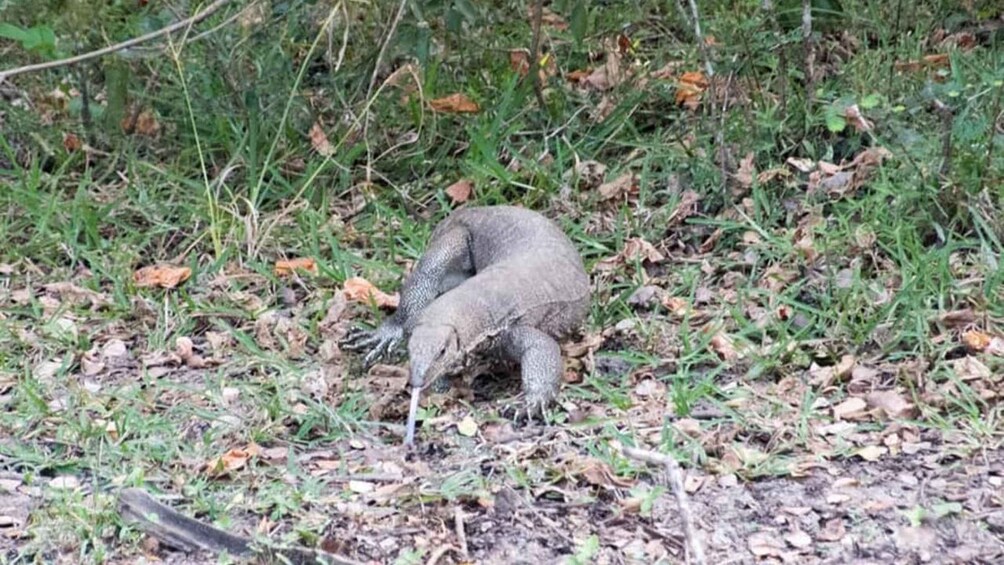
[
  {"x1": 894, "y1": 53, "x2": 950, "y2": 73},
  {"x1": 174, "y1": 336, "x2": 207, "y2": 369},
  {"x1": 275, "y1": 257, "x2": 318, "y2": 277},
  {"x1": 854, "y1": 445, "x2": 887, "y2": 462},
  {"x1": 650, "y1": 60, "x2": 684, "y2": 80},
  {"x1": 708, "y1": 331, "x2": 739, "y2": 361},
  {"x1": 579, "y1": 38, "x2": 625, "y2": 91},
  {"x1": 309, "y1": 122, "x2": 334, "y2": 156},
  {"x1": 206, "y1": 443, "x2": 261, "y2": 477},
  {"x1": 130, "y1": 110, "x2": 161, "y2": 137},
  {"x1": 509, "y1": 49, "x2": 557, "y2": 82},
  {"x1": 594, "y1": 238, "x2": 664, "y2": 272},
  {"x1": 940, "y1": 31, "x2": 977, "y2": 50},
  {"x1": 675, "y1": 71, "x2": 708, "y2": 109},
  {"x1": 849, "y1": 146, "x2": 892, "y2": 176},
  {"x1": 562, "y1": 333, "x2": 603, "y2": 358},
  {"x1": 808, "y1": 170, "x2": 854, "y2": 197},
  {"x1": 622, "y1": 238, "x2": 664, "y2": 264},
  {"x1": 133, "y1": 265, "x2": 191, "y2": 289},
  {"x1": 756, "y1": 167, "x2": 791, "y2": 184},
  {"x1": 42, "y1": 282, "x2": 112, "y2": 308},
  {"x1": 590, "y1": 95, "x2": 617, "y2": 122},
  {"x1": 816, "y1": 518, "x2": 846, "y2": 542},
  {"x1": 734, "y1": 152, "x2": 756, "y2": 191},
  {"x1": 578, "y1": 458, "x2": 635, "y2": 488},
  {"x1": 794, "y1": 231, "x2": 818, "y2": 262},
  {"x1": 844, "y1": 104, "x2": 873, "y2": 132},
  {"x1": 509, "y1": 49, "x2": 530, "y2": 77},
  {"x1": 62, "y1": 132, "x2": 81, "y2": 152},
  {"x1": 809, "y1": 354, "x2": 856, "y2": 387},
  {"x1": 627, "y1": 285, "x2": 662, "y2": 308},
  {"x1": 572, "y1": 160, "x2": 607, "y2": 190},
  {"x1": 832, "y1": 397, "x2": 868, "y2": 420},
  {"x1": 962, "y1": 329, "x2": 991, "y2": 351},
  {"x1": 866, "y1": 390, "x2": 915, "y2": 420},
  {"x1": 951, "y1": 356, "x2": 991, "y2": 380},
  {"x1": 342, "y1": 277, "x2": 399, "y2": 309},
  {"x1": 666, "y1": 190, "x2": 702, "y2": 228},
  {"x1": 748, "y1": 532, "x2": 785, "y2": 558},
  {"x1": 565, "y1": 68, "x2": 592, "y2": 83},
  {"x1": 818, "y1": 161, "x2": 843, "y2": 175},
  {"x1": 429, "y1": 93, "x2": 480, "y2": 113},
  {"x1": 787, "y1": 157, "x2": 816, "y2": 173},
  {"x1": 940, "y1": 309, "x2": 976, "y2": 328},
  {"x1": 672, "y1": 418, "x2": 702, "y2": 437},
  {"x1": 661, "y1": 296, "x2": 690, "y2": 317},
  {"x1": 759, "y1": 265, "x2": 798, "y2": 293},
  {"x1": 536, "y1": 6, "x2": 568, "y2": 30},
  {"x1": 785, "y1": 530, "x2": 813, "y2": 549},
  {"x1": 444, "y1": 179, "x2": 474, "y2": 204},
  {"x1": 597, "y1": 172, "x2": 637, "y2": 201}
]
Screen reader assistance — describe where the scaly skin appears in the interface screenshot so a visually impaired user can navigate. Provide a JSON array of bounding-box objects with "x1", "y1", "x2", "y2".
[{"x1": 343, "y1": 206, "x2": 590, "y2": 444}]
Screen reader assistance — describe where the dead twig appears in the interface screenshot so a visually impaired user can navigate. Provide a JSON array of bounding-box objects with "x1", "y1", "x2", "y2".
[
  {"x1": 363, "y1": 0, "x2": 409, "y2": 186},
  {"x1": 760, "y1": 0, "x2": 787, "y2": 115},
  {"x1": 118, "y1": 488, "x2": 362, "y2": 565},
  {"x1": 982, "y1": 86, "x2": 1002, "y2": 191},
  {"x1": 801, "y1": 0, "x2": 815, "y2": 110},
  {"x1": 454, "y1": 506, "x2": 469, "y2": 559},
  {"x1": 933, "y1": 98, "x2": 955, "y2": 180},
  {"x1": 425, "y1": 545, "x2": 459, "y2": 565},
  {"x1": 685, "y1": 0, "x2": 714, "y2": 77},
  {"x1": 530, "y1": 0, "x2": 547, "y2": 110},
  {"x1": 0, "y1": 0, "x2": 233, "y2": 82},
  {"x1": 618, "y1": 444, "x2": 707, "y2": 565}
]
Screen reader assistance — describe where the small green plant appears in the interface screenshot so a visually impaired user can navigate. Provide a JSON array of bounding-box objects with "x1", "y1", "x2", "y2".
[{"x1": 0, "y1": 23, "x2": 58, "y2": 58}]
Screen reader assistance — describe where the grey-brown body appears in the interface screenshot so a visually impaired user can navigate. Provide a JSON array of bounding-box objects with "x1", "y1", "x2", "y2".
[{"x1": 344, "y1": 205, "x2": 590, "y2": 442}]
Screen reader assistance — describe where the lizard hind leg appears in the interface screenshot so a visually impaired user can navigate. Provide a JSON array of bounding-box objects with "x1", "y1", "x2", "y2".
[{"x1": 496, "y1": 325, "x2": 563, "y2": 421}]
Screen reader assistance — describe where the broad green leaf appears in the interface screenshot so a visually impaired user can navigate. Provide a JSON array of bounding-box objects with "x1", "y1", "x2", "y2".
[
  {"x1": 825, "y1": 108, "x2": 847, "y2": 133},
  {"x1": 0, "y1": 23, "x2": 29, "y2": 42},
  {"x1": 860, "y1": 93, "x2": 881, "y2": 109}
]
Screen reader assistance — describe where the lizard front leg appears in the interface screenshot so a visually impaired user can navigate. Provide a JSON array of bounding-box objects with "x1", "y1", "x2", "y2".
[
  {"x1": 343, "y1": 224, "x2": 473, "y2": 366},
  {"x1": 496, "y1": 325, "x2": 563, "y2": 421}
]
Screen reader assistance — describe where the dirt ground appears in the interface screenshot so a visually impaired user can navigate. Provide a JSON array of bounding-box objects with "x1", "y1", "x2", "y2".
[{"x1": 4, "y1": 407, "x2": 1003, "y2": 564}]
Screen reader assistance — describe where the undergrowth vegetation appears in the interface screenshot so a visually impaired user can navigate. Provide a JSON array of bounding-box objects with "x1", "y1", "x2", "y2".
[{"x1": 1, "y1": 0, "x2": 1002, "y2": 563}]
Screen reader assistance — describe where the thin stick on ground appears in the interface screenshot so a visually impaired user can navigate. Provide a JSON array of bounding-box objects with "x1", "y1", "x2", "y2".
[
  {"x1": 365, "y1": 0, "x2": 409, "y2": 101},
  {"x1": 933, "y1": 98, "x2": 955, "y2": 180},
  {"x1": 530, "y1": 0, "x2": 547, "y2": 109},
  {"x1": 686, "y1": 0, "x2": 715, "y2": 77},
  {"x1": 982, "y1": 87, "x2": 1002, "y2": 191},
  {"x1": 118, "y1": 488, "x2": 362, "y2": 565},
  {"x1": 454, "y1": 506, "x2": 470, "y2": 559},
  {"x1": 761, "y1": 0, "x2": 787, "y2": 115},
  {"x1": 801, "y1": 0, "x2": 815, "y2": 110},
  {"x1": 619, "y1": 444, "x2": 707, "y2": 565},
  {"x1": 363, "y1": 0, "x2": 409, "y2": 184},
  {"x1": 0, "y1": 0, "x2": 233, "y2": 82}
]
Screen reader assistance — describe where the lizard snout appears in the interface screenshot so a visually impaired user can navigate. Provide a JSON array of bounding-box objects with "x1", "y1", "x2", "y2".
[{"x1": 408, "y1": 358, "x2": 429, "y2": 389}]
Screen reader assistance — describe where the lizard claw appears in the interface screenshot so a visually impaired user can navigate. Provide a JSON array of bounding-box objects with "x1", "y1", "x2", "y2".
[
  {"x1": 499, "y1": 396, "x2": 553, "y2": 426},
  {"x1": 342, "y1": 323, "x2": 404, "y2": 367}
]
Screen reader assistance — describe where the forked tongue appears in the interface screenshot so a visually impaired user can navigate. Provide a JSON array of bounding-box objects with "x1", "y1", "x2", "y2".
[{"x1": 403, "y1": 386, "x2": 422, "y2": 446}]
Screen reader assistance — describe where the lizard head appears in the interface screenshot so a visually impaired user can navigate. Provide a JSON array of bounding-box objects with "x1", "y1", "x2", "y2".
[{"x1": 407, "y1": 324, "x2": 462, "y2": 390}]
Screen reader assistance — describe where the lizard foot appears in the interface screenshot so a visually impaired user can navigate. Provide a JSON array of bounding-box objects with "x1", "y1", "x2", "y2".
[
  {"x1": 499, "y1": 396, "x2": 555, "y2": 426},
  {"x1": 342, "y1": 323, "x2": 404, "y2": 367}
]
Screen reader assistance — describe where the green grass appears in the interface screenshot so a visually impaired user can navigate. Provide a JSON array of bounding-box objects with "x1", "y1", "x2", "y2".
[{"x1": 1, "y1": 0, "x2": 1002, "y2": 561}]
